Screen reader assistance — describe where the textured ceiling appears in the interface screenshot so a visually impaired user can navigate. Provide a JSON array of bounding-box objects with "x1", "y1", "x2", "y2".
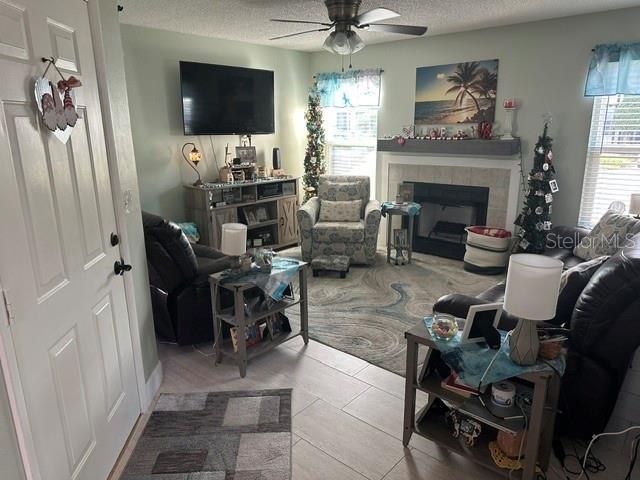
[{"x1": 120, "y1": 0, "x2": 640, "y2": 52}]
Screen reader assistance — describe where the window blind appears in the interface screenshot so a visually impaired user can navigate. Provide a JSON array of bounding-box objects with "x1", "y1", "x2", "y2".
[
  {"x1": 578, "y1": 94, "x2": 640, "y2": 227},
  {"x1": 324, "y1": 106, "x2": 378, "y2": 179}
]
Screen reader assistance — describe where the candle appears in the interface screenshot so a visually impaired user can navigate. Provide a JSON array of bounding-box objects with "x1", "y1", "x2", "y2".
[{"x1": 503, "y1": 98, "x2": 516, "y2": 109}]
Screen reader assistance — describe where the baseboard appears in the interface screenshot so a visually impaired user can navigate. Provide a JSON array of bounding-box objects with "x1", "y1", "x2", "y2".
[{"x1": 143, "y1": 360, "x2": 163, "y2": 412}]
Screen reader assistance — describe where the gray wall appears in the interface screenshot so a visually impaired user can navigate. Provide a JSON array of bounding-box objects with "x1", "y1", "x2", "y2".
[
  {"x1": 121, "y1": 25, "x2": 310, "y2": 221},
  {"x1": 310, "y1": 7, "x2": 640, "y2": 226}
]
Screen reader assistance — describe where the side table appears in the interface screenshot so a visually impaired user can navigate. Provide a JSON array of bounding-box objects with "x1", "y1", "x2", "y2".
[
  {"x1": 403, "y1": 322, "x2": 560, "y2": 480},
  {"x1": 209, "y1": 259, "x2": 309, "y2": 377},
  {"x1": 383, "y1": 202, "x2": 421, "y2": 264}
]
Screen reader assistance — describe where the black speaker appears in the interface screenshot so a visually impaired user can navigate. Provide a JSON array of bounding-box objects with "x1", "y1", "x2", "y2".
[{"x1": 272, "y1": 147, "x2": 281, "y2": 170}]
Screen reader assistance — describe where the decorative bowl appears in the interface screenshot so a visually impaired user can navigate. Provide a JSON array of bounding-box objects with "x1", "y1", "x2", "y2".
[{"x1": 430, "y1": 313, "x2": 458, "y2": 341}]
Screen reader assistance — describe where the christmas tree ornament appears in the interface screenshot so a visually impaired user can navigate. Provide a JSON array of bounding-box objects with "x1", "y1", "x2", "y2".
[
  {"x1": 549, "y1": 180, "x2": 559, "y2": 193},
  {"x1": 536, "y1": 146, "x2": 545, "y2": 155},
  {"x1": 536, "y1": 222, "x2": 544, "y2": 231},
  {"x1": 397, "y1": 136, "x2": 406, "y2": 146},
  {"x1": 545, "y1": 193, "x2": 553, "y2": 204},
  {"x1": 543, "y1": 163, "x2": 549, "y2": 171},
  {"x1": 547, "y1": 151, "x2": 553, "y2": 161},
  {"x1": 519, "y1": 239, "x2": 530, "y2": 250},
  {"x1": 535, "y1": 206, "x2": 543, "y2": 215}
]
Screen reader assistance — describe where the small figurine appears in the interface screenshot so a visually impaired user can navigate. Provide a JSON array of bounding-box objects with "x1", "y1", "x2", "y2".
[{"x1": 446, "y1": 410, "x2": 482, "y2": 447}]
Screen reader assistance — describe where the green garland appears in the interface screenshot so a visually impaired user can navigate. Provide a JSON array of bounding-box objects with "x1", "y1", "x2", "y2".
[{"x1": 303, "y1": 83, "x2": 326, "y2": 202}]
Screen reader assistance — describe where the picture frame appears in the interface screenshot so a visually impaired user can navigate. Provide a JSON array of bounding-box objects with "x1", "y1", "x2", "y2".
[
  {"x1": 397, "y1": 183, "x2": 414, "y2": 203},
  {"x1": 256, "y1": 206, "x2": 268, "y2": 222},
  {"x1": 394, "y1": 228, "x2": 408, "y2": 248},
  {"x1": 244, "y1": 208, "x2": 257, "y2": 225},
  {"x1": 236, "y1": 146, "x2": 257, "y2": 164},
  {"x1": 460, "y1": 302, "x2": 503, "y2": 344}
]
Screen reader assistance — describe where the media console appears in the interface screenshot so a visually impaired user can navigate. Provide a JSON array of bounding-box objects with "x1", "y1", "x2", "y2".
[{"x1": 185, "y1": 177, "x2": 300, "y2": 250}]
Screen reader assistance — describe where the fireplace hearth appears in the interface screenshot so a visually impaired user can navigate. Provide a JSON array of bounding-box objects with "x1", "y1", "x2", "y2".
[{"x1": 402, "y1": 181, "x2": 489, "y2": 260}]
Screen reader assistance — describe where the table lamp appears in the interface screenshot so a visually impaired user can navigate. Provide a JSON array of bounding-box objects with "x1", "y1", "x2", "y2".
[
  {"x1": 182, "y1": 142, "x2": 203, "y2": 187},
  {"x1": 220, "y1": 223, "x2": 247, "y2": 274},
  {"x1": 503, "y1": 254, "x2": 563, "y2": 365},
  {"x1": 630, "y1": 193, "x2": 640, "y2": 217}
]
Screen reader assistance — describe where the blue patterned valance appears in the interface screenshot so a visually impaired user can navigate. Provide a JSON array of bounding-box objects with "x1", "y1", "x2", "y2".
[
  {"x1": 316, "y1": 68, "x2": 382, "y2": 107},
  {"x1": 585, "y1": 43, "x2": 640, "y2": 96}
]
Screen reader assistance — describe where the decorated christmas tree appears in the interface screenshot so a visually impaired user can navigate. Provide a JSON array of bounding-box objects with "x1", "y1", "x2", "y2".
[
  {"x1": 515, "y1": 122, "x2": 558, "y2": 253},
  {"x1": 303, "y1": 83, "x2": 325, "y2": 202}
]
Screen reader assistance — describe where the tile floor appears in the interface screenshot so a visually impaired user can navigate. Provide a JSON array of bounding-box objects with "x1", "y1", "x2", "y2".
[{"x1": 110, "y1": 338, "x2": 635, "y2": 480}]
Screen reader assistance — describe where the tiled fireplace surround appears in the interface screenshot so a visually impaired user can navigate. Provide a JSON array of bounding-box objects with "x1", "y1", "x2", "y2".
[{"x1": 377, "y1": 152, "x2": 522, "y2": 247}]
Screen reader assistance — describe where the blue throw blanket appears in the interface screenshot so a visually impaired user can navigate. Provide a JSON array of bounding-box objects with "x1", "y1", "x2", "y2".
[{"x1": 424, "y1": 315, "x2": 565, "y2": 389}]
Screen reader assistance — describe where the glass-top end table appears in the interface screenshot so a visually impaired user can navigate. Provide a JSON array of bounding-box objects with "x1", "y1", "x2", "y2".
[{"x1": 208, "y1": 257, "x2": 309, "y2": 378}]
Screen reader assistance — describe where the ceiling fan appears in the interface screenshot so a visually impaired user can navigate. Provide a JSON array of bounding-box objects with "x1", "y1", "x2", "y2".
[{"x1": 269, "y1": 0, "x2": 427, "y2": 55}]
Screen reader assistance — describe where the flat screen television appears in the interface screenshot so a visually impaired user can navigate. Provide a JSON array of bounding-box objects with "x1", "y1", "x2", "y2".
[{"x1": 180, "y1": 61, "x2": 275, "y2": 135}]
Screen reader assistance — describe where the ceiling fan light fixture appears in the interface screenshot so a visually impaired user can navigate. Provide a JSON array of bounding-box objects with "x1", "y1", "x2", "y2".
[
  {"x1": 323, "y1": 30, "x2": 364, "y2": 55},
  {"x1": 347, "y1": 30, "x2": 364, "y2": 54}
]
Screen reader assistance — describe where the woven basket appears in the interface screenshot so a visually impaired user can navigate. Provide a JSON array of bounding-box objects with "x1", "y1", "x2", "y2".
[
  {"x1": 539, "y1": 340, "x2": 563, "y2": 360},
  {"x1": 497, "y1": 430, "x2": 527, "y2": 458}
]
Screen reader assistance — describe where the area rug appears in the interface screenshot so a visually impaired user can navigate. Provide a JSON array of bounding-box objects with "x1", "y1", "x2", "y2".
[
  {"x1": 121, "y1": 389, "x2": 292, "y2": 480},
  {"x1": 284, "y1": 248, "x2": 503, "y2": 376}
]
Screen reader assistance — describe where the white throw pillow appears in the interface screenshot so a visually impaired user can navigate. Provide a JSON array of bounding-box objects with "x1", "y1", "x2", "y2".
[{"x1": 319, "y1": 199, "x2": 362, "y2": 222}]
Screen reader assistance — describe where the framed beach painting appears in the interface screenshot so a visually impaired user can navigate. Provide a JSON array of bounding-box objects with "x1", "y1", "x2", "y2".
[{"x1": 414, "y1": 59, "x2": 499, "y2": 125}]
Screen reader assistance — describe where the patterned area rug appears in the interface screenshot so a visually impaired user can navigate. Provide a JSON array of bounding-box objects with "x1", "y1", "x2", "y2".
[
  {"x1": 284, "y1": 248, "x2": 503, "y2": 376},
  {"x1": 121, "y1": 389, "x2": 292, "y2": 479}
]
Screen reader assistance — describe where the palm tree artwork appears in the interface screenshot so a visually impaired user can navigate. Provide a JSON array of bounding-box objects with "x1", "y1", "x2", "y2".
[
  {"x1": 414, "y1": 59, "x2": 499, "y2": 124},
  {"x1": 445, "y1": 62, "x2": 483, "y2": 115}
]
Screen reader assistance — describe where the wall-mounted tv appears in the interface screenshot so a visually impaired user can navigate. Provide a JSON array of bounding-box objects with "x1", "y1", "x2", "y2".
[{"x1": 180, "y1": 61, "x2": 275, "y2": 135}]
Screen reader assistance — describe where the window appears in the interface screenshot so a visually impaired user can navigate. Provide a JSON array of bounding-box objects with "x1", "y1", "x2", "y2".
[
  {"x1": 324, "y1": 106, "x2": 378, "y2": 179},
  {"x1": 578, "y1": 94, "x2": 640, "y2": 227}
]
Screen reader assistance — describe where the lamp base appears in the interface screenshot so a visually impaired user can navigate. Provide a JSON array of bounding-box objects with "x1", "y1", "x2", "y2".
[
  {"x1": 192, "y1": 179, "x2": 204, "y2": 187},
  {"x1": 509, "y1": 318, "x2": 539, "y2": 366}
]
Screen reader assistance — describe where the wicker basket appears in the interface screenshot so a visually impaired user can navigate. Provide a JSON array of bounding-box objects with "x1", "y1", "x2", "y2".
[
  {"x1": 497, "y1": 430, "x2": 527, "y2": 458},
  {"x1": 539, "y1": 340, "x2": 563, "y2": 360}
]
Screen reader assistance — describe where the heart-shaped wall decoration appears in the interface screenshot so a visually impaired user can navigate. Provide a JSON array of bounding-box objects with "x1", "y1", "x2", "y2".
[{"x1": 34, "y1": 76, "x2": 73, "y2": 144}]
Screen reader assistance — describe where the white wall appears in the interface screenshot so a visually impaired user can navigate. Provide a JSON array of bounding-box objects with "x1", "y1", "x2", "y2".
[
  {"x1": 310, "y1": 7, "x2": 640, "y2": 227},
  {"x1": 121, "y1": 25, "x2": 310, "y2": 221}
]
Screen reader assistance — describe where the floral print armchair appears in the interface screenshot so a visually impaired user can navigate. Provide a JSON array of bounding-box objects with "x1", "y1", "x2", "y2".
[{"x1": 297, "y1": 175, "x2": 382, "y2": 265}]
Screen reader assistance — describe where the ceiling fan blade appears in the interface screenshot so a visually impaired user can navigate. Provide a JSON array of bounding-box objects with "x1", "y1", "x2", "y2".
[
  {"x1": 269, "y1": 27, "x2": 331, "y2": 41},
  {"x1": 271, "y1": 19, "x2": 333, "y2": 27},
  {"x1": 354, "y1": 7, "x2": 400, "y2": 26},
  {"x1": 364, "y1": 24, "x2": 428, "y2": 36}
]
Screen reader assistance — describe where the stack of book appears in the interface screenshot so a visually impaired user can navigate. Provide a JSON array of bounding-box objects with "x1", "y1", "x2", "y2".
[{"x1": 441, "y1": 372, "x2": 481, "y2": 398}]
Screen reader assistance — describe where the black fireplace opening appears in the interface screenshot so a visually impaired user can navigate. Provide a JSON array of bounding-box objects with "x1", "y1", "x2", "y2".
[{"x1": 401, "y1": 181, "x2": 489, "y2": 260}]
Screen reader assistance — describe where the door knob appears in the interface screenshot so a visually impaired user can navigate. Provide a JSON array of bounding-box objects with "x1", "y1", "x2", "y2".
[
  {"x1": 110, "y1": 232, "x2": 120, "y2": 246},
  {"x1": 114, "y1": 259, "x2": 132, "y2": 276}
]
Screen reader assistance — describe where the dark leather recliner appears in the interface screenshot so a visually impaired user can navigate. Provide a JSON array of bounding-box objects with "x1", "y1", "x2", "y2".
[
  {"x1": 142, "y1": 211, "x2": 232, "y2": 345},
  {"x1": 433, "y1": 224, "x2": 640, "y2": 438}
]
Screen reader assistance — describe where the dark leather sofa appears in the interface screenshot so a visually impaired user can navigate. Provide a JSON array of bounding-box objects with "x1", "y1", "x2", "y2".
[
  {"x1": 433, "y1": 224, "x2": 640, "y2": 438},
  {"x1": 142, "y1": 211, "x2": 232, "y2": 345}
]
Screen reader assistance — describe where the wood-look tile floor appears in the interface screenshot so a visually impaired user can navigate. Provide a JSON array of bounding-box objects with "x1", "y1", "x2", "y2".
[{"x1": 110, "y1": 338, "x2": 635, "y2": 480}]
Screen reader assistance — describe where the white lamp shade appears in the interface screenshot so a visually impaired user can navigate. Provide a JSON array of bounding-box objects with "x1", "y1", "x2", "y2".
[
  {"x1": 630, "y1": 193, "x2": 640, "y2": 215},
  {"x1": 220, "y1": 223, "x2": 247, "y2": 257},
  {"x1": 503, "y1": 254, "x2": 563, "y2": 321}
]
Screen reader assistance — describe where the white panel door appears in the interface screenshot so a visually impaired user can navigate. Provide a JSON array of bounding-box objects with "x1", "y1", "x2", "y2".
[{"x1": 0, "y1": 1, "x2": 140, "y2": 479}]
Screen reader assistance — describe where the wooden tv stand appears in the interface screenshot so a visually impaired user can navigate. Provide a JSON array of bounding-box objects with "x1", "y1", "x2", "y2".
[{"x1": 185, "y1": 177, "x2": 300, "y2": 250}]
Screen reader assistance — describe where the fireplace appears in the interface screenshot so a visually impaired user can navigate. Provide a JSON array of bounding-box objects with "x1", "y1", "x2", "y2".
[{"x1": 402, "y1": 181, "x2": 489, "y2": 260}]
